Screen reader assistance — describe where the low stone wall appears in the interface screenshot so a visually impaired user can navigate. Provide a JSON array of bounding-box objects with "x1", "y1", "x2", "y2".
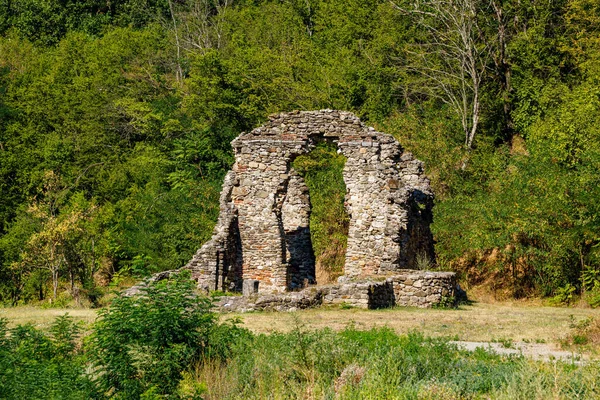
[
  {"x1": 391, "y1": 271, "x2": 457, "y2": 307},
  {"x1": 215, "y1": 290, "x2": 322, "y2": 312},
  {"x1": 319, "y1": 271, "x2": 456, "y2": 309},
  {"x1": 214, "y1": 270, "x2": 459, "y2": 312},
  {"x1": 320, "y1": 281, "x2": 395, "y2": 309}
]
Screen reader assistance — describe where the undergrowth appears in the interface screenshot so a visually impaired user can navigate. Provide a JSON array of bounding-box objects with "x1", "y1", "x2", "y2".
[
  {"x1": 2, "y1": 273, "x2": 600, "y2": 399},
  {"x1": 191, "y1": 326, "x2": 600, "y2": 399}
]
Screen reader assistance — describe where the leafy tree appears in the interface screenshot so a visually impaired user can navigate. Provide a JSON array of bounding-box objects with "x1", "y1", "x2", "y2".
[
  {"x1": 392, "y1": 0, "x2": 489, "y2": 149},
  {"x1": 21, "y1": 173, "x2": 97, "y2": 300}
]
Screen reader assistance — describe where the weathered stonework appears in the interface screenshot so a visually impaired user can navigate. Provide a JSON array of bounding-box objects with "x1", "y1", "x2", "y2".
[
  {"x1": 214, "y1": 271, "x2": 458, "y2": 311},
  {"x1": 185, "y1": 109, "x2": 436, "y2": 294}
]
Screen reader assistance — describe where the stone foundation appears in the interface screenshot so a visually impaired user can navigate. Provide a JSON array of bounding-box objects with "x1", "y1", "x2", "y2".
[{"x1": 214, "y1": 270, "x2": 458, "y2": 312}]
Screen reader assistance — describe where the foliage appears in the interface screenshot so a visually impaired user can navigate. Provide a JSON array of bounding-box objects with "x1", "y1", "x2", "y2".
[
  {"x1": 549, "y1": 283, "x2": 577, "y2": 306},
  {"x1": 1, "y1": 0, "x2": 600, "y2": 303},
  {"x1": 86, "y1": 270, "x2": 217, "y2": 398},
  {"x1": 392, "y1": 0, "x2": 489, "y2": 148},
  {"x1": 0, "y1": 315, "x2": 95, "y2": 399},
  {"x1": 189, "y1": 325, "x2": 600, "y2": 399},
  {"x1": 1, "y1": 310, "x2": 600, "y2": 398}
]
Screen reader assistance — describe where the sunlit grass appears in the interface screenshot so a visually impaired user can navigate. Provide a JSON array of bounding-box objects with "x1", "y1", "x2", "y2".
[{"x1": 3, "y1": 299, "x2": 600, "y2": 346}]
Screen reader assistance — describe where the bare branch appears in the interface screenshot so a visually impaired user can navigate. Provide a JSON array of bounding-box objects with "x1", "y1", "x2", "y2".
[{"x1": 396, "y1": 0, "x2": 489, "y2": 149}]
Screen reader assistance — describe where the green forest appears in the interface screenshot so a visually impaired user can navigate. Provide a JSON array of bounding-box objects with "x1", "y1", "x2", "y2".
[{"x1": 1, "y1": 0, "x2": 600, "y2": 306}]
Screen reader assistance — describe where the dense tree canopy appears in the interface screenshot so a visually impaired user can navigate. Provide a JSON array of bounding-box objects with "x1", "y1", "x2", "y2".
[{"x1": 1, "y1": 0, "x2": 599, "y2": 304}]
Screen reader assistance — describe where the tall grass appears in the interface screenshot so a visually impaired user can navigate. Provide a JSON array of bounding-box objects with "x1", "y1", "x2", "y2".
[
  {"x1": 191, "y1": 326, "x2": 600, "y2": 399},
  {"x1": 2, "y1": 314, "x2": 600, "y2": 399},
  {"x1": 3, "y1": 274, "x2": 600, "y2": 399}
]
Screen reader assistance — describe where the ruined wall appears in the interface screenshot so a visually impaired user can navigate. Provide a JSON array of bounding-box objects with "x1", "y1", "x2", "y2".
[
  {"x1": 186, "y1": 110, "x2": 435, "y2": 294},
  {"x1": 391, "y1": 271, "x2": 456, "y2": 307},
  {"x1": 214, "y1": 271, "x2": 458, "y2": 311},
  {"x1": 186, "y1": 171, "x2": 243, "y2": 292},
  {"x1": 320, "y1": 271, "x2": 456, "y2": 309}
]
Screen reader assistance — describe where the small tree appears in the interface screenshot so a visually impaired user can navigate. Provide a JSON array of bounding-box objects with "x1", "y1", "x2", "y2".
[
  {"x1": 21, "y1": 187, "x2": 96, "y2": 301},
  {"x1": 87, "y1": 270, "x2": 216, "y2": 398},
  {"x1": 23, "y1": 204, "x2": 83, "y2": 300},
  {"x1": 392, "y1": 0, "x2": 489, "y2": 149}
]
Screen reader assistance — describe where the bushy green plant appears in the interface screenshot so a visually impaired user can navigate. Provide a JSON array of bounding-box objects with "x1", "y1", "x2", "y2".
[
  {"x1": 585, "y1": 283, "x2": 600, "y2": 308},
  {"x1": 87, "y1": 270, "x2": 217, "y2": 398},
  {"x1": 0, "y1": 315, "x2": 95, "y2": 400},
  {"x1": 550, "y1": 283, "x2": 577, "y2": 306},
  {"x1": 582, "y1": 267, "x2": 600, "y2": 307}
]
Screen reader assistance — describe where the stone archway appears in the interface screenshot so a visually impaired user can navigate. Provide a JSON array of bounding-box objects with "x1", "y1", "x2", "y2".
[{"x1": 186, "y1": 110, "x2": 435, "y2": 294}]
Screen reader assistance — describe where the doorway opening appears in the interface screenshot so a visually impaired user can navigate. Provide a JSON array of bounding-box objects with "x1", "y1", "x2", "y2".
[{"x1": 292, "y1": 141, "x2": 350, "y2": 284}]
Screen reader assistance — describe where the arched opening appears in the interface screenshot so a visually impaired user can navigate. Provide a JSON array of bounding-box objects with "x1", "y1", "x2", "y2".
[{"x1": 292, "y1": 141, "x2": 349, "y2": 284}]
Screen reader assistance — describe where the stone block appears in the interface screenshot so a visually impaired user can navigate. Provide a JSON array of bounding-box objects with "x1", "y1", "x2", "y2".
[{"x1": 243, "y1": 279, "x2": 259, "y2": 296}]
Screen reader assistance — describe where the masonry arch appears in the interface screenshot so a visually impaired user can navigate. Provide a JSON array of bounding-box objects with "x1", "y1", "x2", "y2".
[
  {"x1": 186, "y1": 110, "x2": 435, "y2": 294},
  {"x1": 289, "y1": 140, "x2": 349, "y2": 285}
]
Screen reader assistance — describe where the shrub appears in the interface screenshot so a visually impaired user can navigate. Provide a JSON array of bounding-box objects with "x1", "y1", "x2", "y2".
[
  {"x1": 549, "y1": 283, "x2": 577, "y2": 306},
  {"x1": 86, "y1": 270, "x2": 217, "y2": 398},
  {"x1": 0, "y1": 316, "x2": 94, "y2": 400}
]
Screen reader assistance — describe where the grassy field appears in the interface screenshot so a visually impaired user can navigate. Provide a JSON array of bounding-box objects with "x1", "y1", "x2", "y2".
[
  {"x1": 0, "y1": 306, "x2": 97, "y2": 329},
  {"x1": 233, "y1": 301, "x2": 600, "y2": 350},
  {"x1": 2, "y1": 299, "x2": 599, "y2": 348},
  {"x1": 3, "y1": 290, "x2": 600, "y2": 399}
]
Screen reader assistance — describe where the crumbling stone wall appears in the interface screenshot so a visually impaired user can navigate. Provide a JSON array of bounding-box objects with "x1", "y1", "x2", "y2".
[
  {"x1": 186, "y1": 110, "x2": 435, "y2": 294},
  {"x1": 127, "y1": 269, "x2": 459, "y2": 310},
  {"x1": 214, "y1": 271, "x2": 458, "y2": 311},
  {"x1": 186, "y1": 171, "x2": 243, "y2": 292},
  {"x1": 320, "y1": 271, "x2": 456, "y2": 309},
  {"x1": 282, "y1": 170, "x2": 315, "y2": 289},
  {"x1": 391, "y1": 271, "x2": 457, "y2": 307}
]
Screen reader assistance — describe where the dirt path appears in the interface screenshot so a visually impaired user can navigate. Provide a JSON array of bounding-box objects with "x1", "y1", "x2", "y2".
[{"x1": 451, "y1": 341, "x2": 590, "y2": 364}]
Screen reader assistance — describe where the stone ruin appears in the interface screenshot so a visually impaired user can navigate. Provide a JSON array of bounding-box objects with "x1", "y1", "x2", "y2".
[
  {"x1": 183, "y1": 109, "x2": 452, "y2": 299},
  {"x1": 126, "y1": 110, "x2": 461, "y2": 309}
]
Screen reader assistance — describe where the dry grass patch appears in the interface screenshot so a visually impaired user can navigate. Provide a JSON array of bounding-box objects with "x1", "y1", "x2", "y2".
[
  {"x1": 0, "y1": 306, "x2": 97, "y2": 329},
  {"x1": 232, "y1": 301, "x2": 600, "y2": 346},
  {"x1": 3, "y1": 299, "x2": 600, "y2": 350}
]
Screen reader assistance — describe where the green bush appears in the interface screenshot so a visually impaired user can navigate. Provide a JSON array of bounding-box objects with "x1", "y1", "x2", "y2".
[
  {"x1": 86, "y1": 270, "x2": 237, "y2": 398},
  {"x1": 0, "y1": 315, "x2": 95, "y2": 400}
]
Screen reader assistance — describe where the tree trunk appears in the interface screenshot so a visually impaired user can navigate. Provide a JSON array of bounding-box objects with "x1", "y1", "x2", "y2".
[
  {"x1": 52, "y1": 266, "x2": 59, "y2": 300},
  {"x1": 69, "y1": 265, "x2": 74, "y2": 293},
  {"x1": 168, "y1": 0, "x2": 184, "y2": 83},
  {"x1": 490, "y1": 0, "x2": 514, "y2": 140}
]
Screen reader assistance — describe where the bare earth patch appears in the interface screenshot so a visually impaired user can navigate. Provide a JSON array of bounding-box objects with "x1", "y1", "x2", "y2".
[{"x1": 450, "y1": 341, "x2": 589, "y2": 364}]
